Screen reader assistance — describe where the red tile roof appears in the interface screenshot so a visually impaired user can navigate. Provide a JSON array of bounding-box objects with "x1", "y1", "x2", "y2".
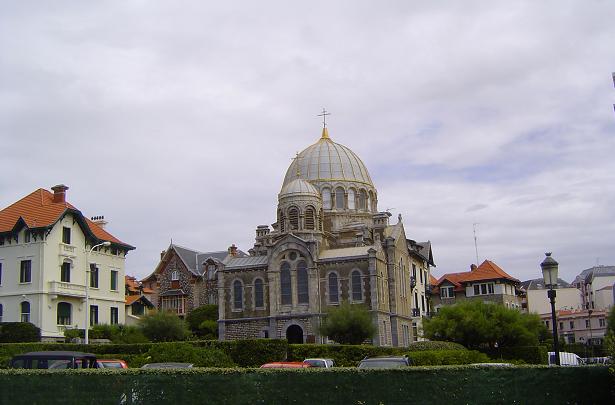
[
  {"x1": 125, "y1": 275, "x2": 154, "y2": 294},
  {"x1": 435, "y1": 260, "x2": 519, "y2": 290},
  {"x1": 0, "y1": 187, "x2": 132, "y2": 248},
  {"x1": 125, "y1": 295, "x2": 142, "y2": 305}
]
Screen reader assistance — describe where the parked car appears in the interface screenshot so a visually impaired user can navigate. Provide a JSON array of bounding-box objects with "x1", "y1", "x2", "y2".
[
  {"x1": 260, "y1": 362, "x2": 312, "y2": 369},
  {"x1": 10, "y1": 351, "x2": 98, "y2": 369},
  {"x1": 97, "y1": 359, "x2": 128, "y2": 369},
  {"x1": 303, "y1": 358, "x2": 334, "y2": 368},
  {"x1": 357, "y1": 356, "x2": 411, "y2": 369},
  {"x1": 141, "y1": 363, "x2": 194, "y2": 369},
  {"x1": 548, "y1": 352, "x2": 584, "y2": 366}
]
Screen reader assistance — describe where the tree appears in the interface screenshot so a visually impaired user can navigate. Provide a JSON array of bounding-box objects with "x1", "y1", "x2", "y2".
[
  {"x1": 186, "y1": 305, "x2": 218, "y2": 338},
  {"x1": 606, "y1": 305, "x2": 615, "y2": 337},
  {"x1": 318, "y1": 303, "x2": 376, "y2": 345},
  {"x1": 422, "y1": 300, "x2": 547, "y2": 349},
  {"x1": 138, "y1": 310, "x2": 190, "y2": 342}
]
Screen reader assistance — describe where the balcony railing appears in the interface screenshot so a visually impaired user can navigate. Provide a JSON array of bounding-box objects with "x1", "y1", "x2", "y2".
[
  {"x1": 59, "y1": 243, "x2": 77, "y2": 257},
  {"x1": 48, "y1": 281, "x2": 86, "y2": 298}
]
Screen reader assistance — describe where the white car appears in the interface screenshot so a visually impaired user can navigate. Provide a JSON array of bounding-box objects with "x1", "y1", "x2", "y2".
[
  {"x1": 548, "y1": 352, "x2": 584, "y2": 366},
  {"x1": 303, "y1": 358, "x2": 334, "y2": 368}
]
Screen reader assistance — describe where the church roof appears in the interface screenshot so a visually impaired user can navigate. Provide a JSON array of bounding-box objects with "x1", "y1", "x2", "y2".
[
  {"x1": 319, "y1": 246, "x2": 373, "y2": 261},
  {"x1": 224, "y1": 255, "x2": 269, "y2": 269},
  {"x1": 279, "y1": 178, "x2": 320, "y2": 198},
  {"x1": 282, "y1": 128, "x2": 374, "y2": 188}
]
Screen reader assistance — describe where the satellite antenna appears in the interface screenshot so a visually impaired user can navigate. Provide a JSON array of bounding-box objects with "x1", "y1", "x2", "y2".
[{"x1": 473, "y1": 223, "x2": 480, "y2": 265}]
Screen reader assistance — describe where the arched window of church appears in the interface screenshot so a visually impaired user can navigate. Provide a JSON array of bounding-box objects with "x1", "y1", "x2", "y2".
[
  {"x1": 351, "y1": 270, "x2": 362, "y2": 301},
  {"x1": 369, "y1": 191, "x2": 376, "y2": 212},
  {"x1": 281, "y1": 262, "x2": 292, "y2": 305},
  {"x1": 358, "y1": 190, "x2": 367, "y2": 210},
  {"x1": 297, "y1": 260, "x2": 309, "y2": 304},
  {"x1": 233, "y1": 280, "x2": 243, "y2": 310},
  {"x1": 278, "y1": 209, "x2": 285, "y2": 233},
  {"x1": 304, "y1": 206, "x2": 315, "y2": 230},
  {"x1": 348, "y1": 189, "x2": 356, "y2": 210},
  {"x1": 254, "y1": 278, "x2": 264, "y2": 308},
  {"x1": 322, "y1": 188, "x2": 332, "y2": 210},
  {"x1": 328, "y1": 272, "x2": 339, "y2": 304},
  {"x1": 288, "y1": 207, "x2": 299, "y2": 230},
  {"x1": 335, "y1": 187, "x2": 345, "y2": 210}
]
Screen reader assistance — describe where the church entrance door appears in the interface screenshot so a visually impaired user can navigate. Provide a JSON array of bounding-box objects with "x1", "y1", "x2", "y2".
[{"x1": 286, "y1": 325, "x2": 304, "y2": 344}]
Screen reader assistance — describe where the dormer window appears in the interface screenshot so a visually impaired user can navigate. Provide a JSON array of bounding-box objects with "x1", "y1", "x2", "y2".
[
  {"x1": 440, "y1": 286, "x2": 454, "y2": 298},
  {"x1": 207, "y1": 264, "x2": 216, "y2": 280}
]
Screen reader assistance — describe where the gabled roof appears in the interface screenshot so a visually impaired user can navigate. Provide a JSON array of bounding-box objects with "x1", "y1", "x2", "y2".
[
  {"x1": 125, "y1": 295, "x2": 154, "y2": 308},
  {"x1": 435, "y1": 260, "x2": 519, "y2": 291},
  {"x1": 0, "y1": 187, "x2": 133, "y2": 249}
]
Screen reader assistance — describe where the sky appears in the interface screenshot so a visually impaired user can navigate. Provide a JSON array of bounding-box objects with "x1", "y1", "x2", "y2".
[{"x1": 1, "y1": 1, "x2": 614, "y2": 283}]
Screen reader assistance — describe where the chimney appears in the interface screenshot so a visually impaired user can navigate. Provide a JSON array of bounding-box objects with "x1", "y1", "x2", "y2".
[
  {"x1": 228, "y1": 244, "x2": 238, "y2": 257},
  {"x1": 51, "y1": 184, "x2": 69, "y2": 203},
  {"x1": 91, "y1": 215, "x2": 108, "y2": 230},
  {"x1": 470, "y1": 264, "x2": 478, "y2": 271}
]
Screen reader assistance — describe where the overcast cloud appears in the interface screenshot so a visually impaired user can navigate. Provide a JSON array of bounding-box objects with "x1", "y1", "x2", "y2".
[{"x1": 1, "y1": 1, "x2": 614, "y2": 282}]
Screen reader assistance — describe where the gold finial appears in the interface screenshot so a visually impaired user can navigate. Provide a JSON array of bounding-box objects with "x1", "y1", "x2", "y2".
[
  {"x1": 317, "y1": 108, "x2": 331, "y2": 139},
  {"x1": 291, "y1": 152, "x2": 303, "y2": 178}
]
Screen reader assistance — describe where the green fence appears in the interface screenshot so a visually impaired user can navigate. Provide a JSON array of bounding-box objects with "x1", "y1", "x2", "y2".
[{"x1": 0, "y1": 366, "x2": 611, "y2": 405}]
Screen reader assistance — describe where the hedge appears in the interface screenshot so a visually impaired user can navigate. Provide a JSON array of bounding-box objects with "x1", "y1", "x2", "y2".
[
  {"x1": 0, "y1": 322, "x2": 41, "y2": 343},
  {"x1": 478, "y1": 345, "x2": 548, "y2": 365},
  {"x1": 408, "y1": 350, "x2": 489, "y2": 365},
  {"x1": 0, "y1": 366, "x2": 611, "y2": 405}
]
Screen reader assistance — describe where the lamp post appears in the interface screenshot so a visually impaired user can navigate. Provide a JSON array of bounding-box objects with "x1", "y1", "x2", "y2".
[
  {"x1": 85, "y1": 241, "x2": 111, "y2": 344},
  {"x1": 541, "y1": 252, "x2": 560, "y2": 365}
]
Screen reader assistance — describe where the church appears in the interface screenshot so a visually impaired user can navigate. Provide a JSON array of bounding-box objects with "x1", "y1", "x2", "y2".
[{"x1": 214, "y1": 123, "x2": 435, "y2": 346}]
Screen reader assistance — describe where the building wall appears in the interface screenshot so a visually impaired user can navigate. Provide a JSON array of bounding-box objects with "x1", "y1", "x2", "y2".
[
  {"x1": 0, "y1": 213, "x2": 127, "y2": 338},
  {"x1": 526, "y1": 288, "x2": 582, "y2": 314}
]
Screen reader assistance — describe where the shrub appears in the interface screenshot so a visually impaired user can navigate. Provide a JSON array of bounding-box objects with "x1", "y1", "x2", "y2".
[
  {"x1": 144, "y1": 342, "x2": 235, "y2": 367},
  {"x1": 222, "y1": 339, "x2": 288, "y2": 367},
  {"x1": 478, "y1": 345, "x2": 547, "y2": 364},
  {"x1": 407, "y1": 350, "x2": 490, "y2": 365},
  {"x1": 0, "y1": 323, "x2": 41, "y2": 343},
  {"x1": 318, "y1": 303, "x2": 376, "y2": 345},
  {"x1": 138, "y1": 311, "x2": 190, "y2": 342},
  {"x1": 407, "y1": 341, "x2": 467, "y2": 351},
  {"x1": 186, "y1": 305, "x2": 219, "y2": 337}
]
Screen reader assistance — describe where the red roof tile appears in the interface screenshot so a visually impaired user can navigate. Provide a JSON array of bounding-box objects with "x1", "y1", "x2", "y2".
[
  {"x1": 435, "y1": 260, "x2": 519, "y2": 290},
  {"x1": 0, "y1": 187, "x2": 132, "y2": 248},
  {"x1": 125, "y1": 295, "x2": 142, "y2": 305}
]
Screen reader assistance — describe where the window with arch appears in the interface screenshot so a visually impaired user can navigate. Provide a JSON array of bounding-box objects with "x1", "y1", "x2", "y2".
[
  {"x1": 297, "y1": 261, "x2": 309, "y2": 304},
  {"x1": 351, "y1": 270, "x2": 362, "y2": 301},
  {"x1": 304, "y1": 206, "x2": 315, "y2": 230},
  {"x1": 20, "y1": 301, "x2": 30, "y2": 323},
  {"x1": 0, "y1": 303, "x2": 3, "y2": 322},
  {"x1": 358, "y1": 190, "x2": 367, "y2": 210},
  {"x1": 57, "y1": 302, "x2": 72, "y2": 325},
  {"x1": 278, "y1": 209, "x2": 286, "y2": 233},
  {"x1": 369, "y1": 191, "x2": 376, "y2": 211},
  {"x1": 328, "y1": 272, "x2": 339, "y2": 304},
  {"x1": 348, "y1": 189, "x2": 356, "y2": 210},
  {"x1": 322, "y1": 188, "x2": 332, "y2": 210},
  {"x1": 61, "y1": 261, "x2": 71, "y2": 283},
  {"x1": 233, "y1": 280, "x2": 243, "y2": 310},
  {"x1": 288, "y1": 207, "x2": 299, "y2": 230},
  {"x1": 335, "y1": 187, "x2": 345, "y2": 209},
  {"x1": 171, "y1": 270, "x2": 179, "y2": 281},
  {"x1": 280, "y1": 262, "x2": 292, "y2": 305},
  {"x1": 254, "y1": 278, "x2": 264, "y2": 308}
]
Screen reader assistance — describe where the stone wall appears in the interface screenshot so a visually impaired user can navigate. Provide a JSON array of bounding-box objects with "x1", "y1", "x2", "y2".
[{"x1": 224, "y1": 318, "x2": 270, "y2": 340}]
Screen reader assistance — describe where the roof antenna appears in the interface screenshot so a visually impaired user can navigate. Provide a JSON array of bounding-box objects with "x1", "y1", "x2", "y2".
[{"x1": 473, "y1": 223, "x2": 480, "y2": 265}]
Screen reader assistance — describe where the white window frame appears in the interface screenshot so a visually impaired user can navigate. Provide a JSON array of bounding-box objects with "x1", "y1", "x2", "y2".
[
  {"x1": 473, "y1": 282, "x2": 495, "y2": 296},
  {"x1": 171, "y1": 270, "x2": 179, "y2": 281},
  {"x1": 440, "y1": 286, "x2": 454, "y2": 299}
]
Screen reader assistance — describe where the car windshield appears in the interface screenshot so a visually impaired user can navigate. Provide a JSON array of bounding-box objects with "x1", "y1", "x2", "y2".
[
  {"x1": 303, "y1": 360, "x2": 325, "y2": 367},
  {"x1": 358, "y1": 359, "x2": 407, "y2": 369},
  {"x1": 99, "y1": 362, "x2": 123, "y2": 368}
]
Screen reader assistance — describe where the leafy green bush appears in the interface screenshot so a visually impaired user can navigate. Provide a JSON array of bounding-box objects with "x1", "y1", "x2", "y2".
[
  {"x1": 138, "y1": 311, "x2": 190, "y2": 342},
  {"x1": 221, "y1": 339, "x2": 288, "y2": 367},
  {"x1": 287, "y1": 344, "x2": 400, "y2": 366},
  {"x1": 407, "y1": 350, "x2": 489, "y2": 365},
  {"x1": 478, "y1": 345, "x2": 548, "y2": 365},
  {"x1": 186, "y1": 305, "x2": 218, "y2": 338},
  {"x1": 143, "y1": 342, "x2": 235, "y2": 367},
  {"x1": 318, "y1": 303, "x2": 376, "y2": 344},
  {"x1": 407, "y1": 341, "x2": 467, "y2": 351},
  {"x1": 0, "y1": 323, "x2": 41, "y2": 343}
]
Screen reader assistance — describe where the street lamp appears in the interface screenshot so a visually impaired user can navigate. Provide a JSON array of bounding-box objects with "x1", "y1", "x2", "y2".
[
  {"x1": 85, "y1": 241, "x2": 111, "y2": 344},
  {"x1": 541, "y1": 252, "x2": 560, "y2": 365}
]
